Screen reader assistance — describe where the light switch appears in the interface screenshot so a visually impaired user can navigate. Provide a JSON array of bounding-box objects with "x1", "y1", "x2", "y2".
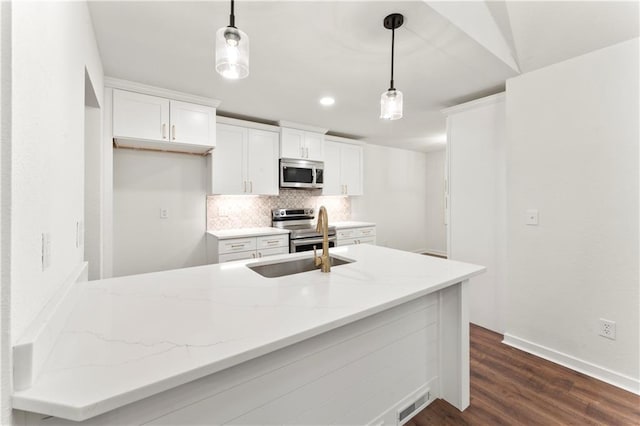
[
  {"x1": 160, "y1": 208, "x2": 169, "y2": 219},
  {"x1": 525, "y1": 209, "x2": 539, "y2": 226}
]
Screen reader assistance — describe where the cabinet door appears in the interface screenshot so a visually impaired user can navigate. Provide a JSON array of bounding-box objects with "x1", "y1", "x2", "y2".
[
  {"x1": 211, "y1": 124, "x2": 246, "y2": 194},
  {"x1": 280, "y1": 128, "x2": 305, "y2": 159},
  {"x1": 113, "y1": 90, "x2": 169, "y2": 141},
  {"x1": 304, "y1": 132, "x2": 324, "y2": 161},
  {"x1": 340, "y1": 144, "x2": 363, "y2": 196},
  {"x1": 170, "y1": 100, "x2": 216, "y2": 147},
  {"x1": 246, "y1": 129, "x2": 279, "y2": 195},
  {"x1": 219, "y1": 251, "x2": 257, "y2": 263},
  {"x1": 322, "y1": 140, "x2": 342, "y2": 195}
]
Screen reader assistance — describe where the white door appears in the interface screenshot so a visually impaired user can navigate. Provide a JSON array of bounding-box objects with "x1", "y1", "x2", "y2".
[
  {"x1": 246, "y1": 129, "x2": 279, "y2": 195},
  {"x1": 280, "y1": 128, "x2": 305, "y2": 159},
  {"x1": 212, "y1": 124, "x2": 246, "y2": 194},
  {"x1": 340, "y1": 144, "x2": 363, "y2": 195},
  {"x1": 304, "y1": 132, "x2": 324, "y2": 161},
  {"x1": 322, "y1": 141, "x2": 342, "y2": 195},
  {"x1": 113, "y1": 90, "x2": 169, "y2": 141},
  {"x1": 169, "y1": 100, "x2": 216, "y2": 147}
]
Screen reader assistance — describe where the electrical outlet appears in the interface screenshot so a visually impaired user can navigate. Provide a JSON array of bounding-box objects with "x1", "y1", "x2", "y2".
[
  {"x1": 599, "y1": 319, "x2": 616, "y2": 340},
  {"x1": 159, "y1": 208, "x2": 169, "y2": 219}
]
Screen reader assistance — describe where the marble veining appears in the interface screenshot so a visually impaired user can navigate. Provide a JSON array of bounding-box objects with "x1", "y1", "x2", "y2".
[{"x1": 12, "y1": 245, "x2": 485, "y2": 421}]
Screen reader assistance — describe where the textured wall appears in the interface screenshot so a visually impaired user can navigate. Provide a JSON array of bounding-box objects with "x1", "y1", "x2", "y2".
[{"x1": 11, "y1": 0, "x2": 104, "y2": 344}]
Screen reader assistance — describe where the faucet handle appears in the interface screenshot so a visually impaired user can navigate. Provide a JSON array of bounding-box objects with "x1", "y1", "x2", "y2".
[{"x1": 313, "y1": 245, "x2": 321, "y2": 267}]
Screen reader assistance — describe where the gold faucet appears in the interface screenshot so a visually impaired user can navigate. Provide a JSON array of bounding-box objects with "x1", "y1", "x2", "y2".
[{"x1": 313, "y1": 206, "x2": 331, "y2": 273}]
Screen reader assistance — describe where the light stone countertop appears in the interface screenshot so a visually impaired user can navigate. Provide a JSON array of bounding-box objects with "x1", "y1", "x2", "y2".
[
  {"x1": 207, "y1": 227, "x2": 290, "y2": 239},
  {"x1": 12, "y1": 245, "x2": 485, "y2": 421},
  {"x1": 330, "y1": 221, "x2": 377, "y2": 229}
]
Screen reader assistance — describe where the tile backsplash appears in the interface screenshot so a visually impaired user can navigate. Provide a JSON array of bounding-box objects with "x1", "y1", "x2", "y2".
[{"x1": 207, "y1": 189, "x2": 351, "y2": 230}]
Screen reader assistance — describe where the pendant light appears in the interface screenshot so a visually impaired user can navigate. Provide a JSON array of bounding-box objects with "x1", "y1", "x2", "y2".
[
  {"x1": 380, "y1": 13, "x2": 404, "y2": 120},
  {"x1": 215, "y1": 0, "x2": 249, "y2": 80}
]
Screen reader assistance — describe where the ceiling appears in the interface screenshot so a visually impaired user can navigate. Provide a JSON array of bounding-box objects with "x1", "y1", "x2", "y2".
[{"x1": 88, "y1": 1, "x2": 639, "y2": 152}]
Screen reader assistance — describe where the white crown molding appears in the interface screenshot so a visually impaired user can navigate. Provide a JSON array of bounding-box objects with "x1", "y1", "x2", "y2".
[
  {"x1": 216, "y1": 116, "x2": 280, "y2": 132},
  {"x1": 324, "y1": 135, "x2": 365, "y2": 146},
  {"x1": 277, "y1": 120, "x2": 329, "y2": 134},
  {"x1": 104, "y1": 77, "x2": 221, "y2": 108},
  {"x1": 441, "y1": 92, "x2": 505, "y2": 116}
]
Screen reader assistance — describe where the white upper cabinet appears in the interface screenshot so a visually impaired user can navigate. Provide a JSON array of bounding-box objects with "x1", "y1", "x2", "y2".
[
  {"x1": 112, "y1": 89, "x2": 216, "y2": 154},
  {"x1": 169, "y1": 100, "x2": 216, "y2": 147},
  {"x1": 211, "y1": 122, "x2": 279, "y2": 195},
  {"x1": 322, "y1": 138, "x2": 364, "y2": 196},
  {"x1": 113, "y1": 90, "x2": 169, "y2": 141},
  {"x1": 280, "y1": 127, "x2": 324, "y2": 161}
]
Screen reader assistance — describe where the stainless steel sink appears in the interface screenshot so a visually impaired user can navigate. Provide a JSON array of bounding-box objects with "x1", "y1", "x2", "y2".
[{"x1": 248, "y1": 255, "x2": 355, "y2": 278}]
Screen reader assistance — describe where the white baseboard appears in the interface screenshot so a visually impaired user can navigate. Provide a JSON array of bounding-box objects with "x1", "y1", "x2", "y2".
[
  {"x1": 503, "y1": 333, "x2": 640, "y2": 395},
  {"x1": 13, "y1": 262, "x2": 88, "y2": 390}
]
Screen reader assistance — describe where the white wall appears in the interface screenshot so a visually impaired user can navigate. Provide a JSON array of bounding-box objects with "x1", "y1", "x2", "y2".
[
  {"x1": 11, "y1": 0, "x2": 103, "y2": 341},
  {"x1": 113, "y1": 150, "x2": 208, "y2": 276},
  {"x1": 351, "y1": 144, "x2": 429, "y2": 253},
  {"x1": 424, "y1": 149, "x2": 447, "y2": 255},
  {"x1": 6, "y1": 2, "x2": 104, "y2": 423},
  {"x1": 445, "y1": 94, "x2": 508, "y2": 334},
  {"x1": 505, "y1": 38, "x2": 639, "y2": 392},
  {"x1": 0, "y1": 2, "x2": 11, "y2": 424}
]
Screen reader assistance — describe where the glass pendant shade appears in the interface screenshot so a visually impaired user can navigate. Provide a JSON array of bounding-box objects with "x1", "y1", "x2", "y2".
[
  {"x1": 380, "y1": 89, "x2": 403, "y2": 120},
  {"x1": 215, "y1": 26, "x2": 249, "y2": 79}
]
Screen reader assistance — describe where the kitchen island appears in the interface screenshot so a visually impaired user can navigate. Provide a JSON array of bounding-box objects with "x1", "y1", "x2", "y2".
[{"x1": 13, "y1": 245, "x2": 484, "y2": 425}]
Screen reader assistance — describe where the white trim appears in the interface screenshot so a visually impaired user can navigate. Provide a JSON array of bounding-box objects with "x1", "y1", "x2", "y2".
[
  {"x1": 13, "y1": 262, "x2": 88, "y2": 390},
  {"x1": 277, "y1": 120, "x2": 328, "y2": 134},
  {"x1": 441, "y1": 92, "x2": 505, "y2": 116},
  {"x1": 216, "y1": 116, "x2": 280, "y2": 132},
  {"x1": 104, "y1": 77, "x2": 221, "y2": 108},
  {"x1": 503, "y1": 333, "x2": 640, "y2": 395},
  {"x1": 324, "y1": 135, "x2": 365, "y2": 146}
]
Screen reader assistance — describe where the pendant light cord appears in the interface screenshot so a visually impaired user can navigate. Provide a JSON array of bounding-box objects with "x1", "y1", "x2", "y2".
[
  {"x1": 229, "y1": 0, "x2": 236, "y2": 28},
  {"x1": 389, "y1": 26, "x2": 395, "y2": 91}
]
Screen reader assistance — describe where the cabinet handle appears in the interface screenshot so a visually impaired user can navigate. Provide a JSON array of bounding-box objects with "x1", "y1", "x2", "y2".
[
  {"x1": 249, "y1": 181, "x2": 253, "y2": 193},
  {"x1": 266, "y1": 240, "x2": 278, "y2": 244},
  {"x1": 300, "y1": 146, "x2": 304, "y2": 158},
  {"x1": 172, "y1": 125, "x2": 176, "y2": 140},
  {"x1": 305, "y1": 147, "x2": 309, "y2": 158},
  {"x1": 243, "y1": 181, "x2": 247, "y2": 192},
  {"x1": 258, "y1": 252, "x2": 262, "y2": 258},
  {"x1": 231, "y1": 244, "x2": 245, "y2": 248},
  {"x1": 251, "y1": 253, "x2": 256, "y2": 258},
  {"x1": 345, "y1": 184, "x2": 348, "y2": 194},
  {"x1": 162, "y1": 123, "x2": 167, "y2": 139}
]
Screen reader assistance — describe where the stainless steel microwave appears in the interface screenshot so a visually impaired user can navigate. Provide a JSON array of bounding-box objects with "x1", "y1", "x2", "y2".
[{"x1": 280, "y1": 159, "x2": 324, "y2": 189}]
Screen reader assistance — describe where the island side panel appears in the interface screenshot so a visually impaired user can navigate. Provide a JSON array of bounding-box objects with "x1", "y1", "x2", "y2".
[
  {"x1": 439, "y1": 279, "x2": 470, "y2": 410},
  {"x1": 21, "y1": 294, "x2": 442, "y2": 426}
]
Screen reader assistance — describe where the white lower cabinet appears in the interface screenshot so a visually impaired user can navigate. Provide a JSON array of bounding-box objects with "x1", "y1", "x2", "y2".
[
  {"x1": 208, "y1": 234, "x2": 289, "y2": 264},
  {"x1": 336, "y1": 226, "x2": 376, "y2": 246}
]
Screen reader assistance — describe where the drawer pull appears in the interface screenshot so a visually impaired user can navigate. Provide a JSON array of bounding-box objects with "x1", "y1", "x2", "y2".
[{"x1": 230, "y1": 244, "x2": 245, "y2": 248}]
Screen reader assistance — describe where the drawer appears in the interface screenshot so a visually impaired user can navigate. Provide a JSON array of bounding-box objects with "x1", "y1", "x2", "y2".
[
  {"x1": 355, "y1": 227, "x2": 376, "y2": 238},
  {"x1": 218, "y1": 238, "x2": 257, "y2": 254},
  {"x1": 337, "y1": 229, "x2": 356, "y2": 239},
  {"x1": 257, "y1": 246, "x2": 289, "y2": 258},
  {"x1": 219, "y1": 251, "x2": 257, "y2": 263},
  {"x1": 337, "y1": 238, "x2": 358, "y2": 247},
  {"x1": 257, "y1": 234, "x2": 289, "y2": 250}
]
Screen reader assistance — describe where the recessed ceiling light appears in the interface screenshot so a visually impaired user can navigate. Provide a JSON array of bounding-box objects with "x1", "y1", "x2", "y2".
[{"x1": 319, "y1": 97, "x2": 335, "y2": 106}]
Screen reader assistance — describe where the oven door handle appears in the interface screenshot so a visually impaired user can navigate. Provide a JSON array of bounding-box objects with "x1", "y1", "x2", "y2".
[{"x1": 291, "y1": 236, "x2": 337, "y2": 247}]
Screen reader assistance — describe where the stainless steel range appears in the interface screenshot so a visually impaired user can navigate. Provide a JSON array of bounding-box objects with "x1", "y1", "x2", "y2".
[{"x1": 272, "y1": 208, "x2": 337, "y2": 253}]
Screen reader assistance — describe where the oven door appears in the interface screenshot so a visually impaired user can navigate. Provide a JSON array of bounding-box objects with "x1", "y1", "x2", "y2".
[{"x1": 290, "y1": 236, "x2": 337, "y2": 253}]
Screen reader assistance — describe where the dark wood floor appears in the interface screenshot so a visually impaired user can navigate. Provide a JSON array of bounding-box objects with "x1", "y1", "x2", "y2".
[{"x1": 409, "y1": 324, "x2": 640, "y2": 425}]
